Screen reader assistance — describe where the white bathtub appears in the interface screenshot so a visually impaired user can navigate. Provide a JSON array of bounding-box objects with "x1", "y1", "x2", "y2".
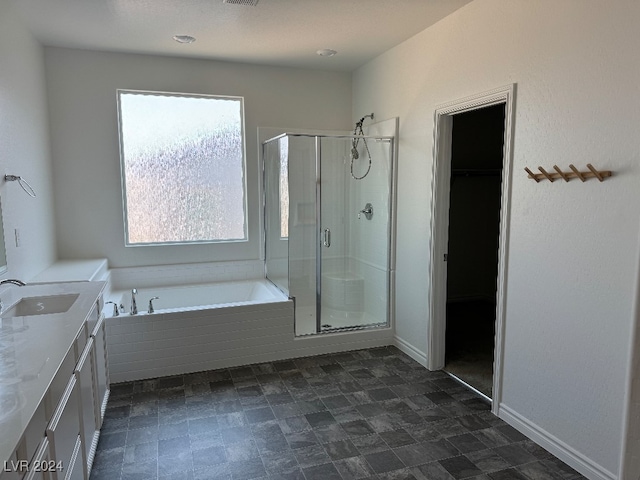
[
  {"x1": 109, "y1": 279, "x2": 286, "y2": 316},
  {"x1": 105, "y1": 279, "x2": 296, "y2": 382}
]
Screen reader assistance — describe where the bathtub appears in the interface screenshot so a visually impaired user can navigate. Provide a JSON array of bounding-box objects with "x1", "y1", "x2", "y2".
[
  {"x1": 105, "y1": 279, "x2": 295, "y2": 382},
  {"x1": 109, "y1": 279, "x2": 286, "y2": 315}
]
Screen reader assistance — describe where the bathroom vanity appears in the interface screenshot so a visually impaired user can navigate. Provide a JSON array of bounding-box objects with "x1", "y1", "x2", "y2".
[{"x1": 0, "y1": 281, "x2": 108, "y2": 480}]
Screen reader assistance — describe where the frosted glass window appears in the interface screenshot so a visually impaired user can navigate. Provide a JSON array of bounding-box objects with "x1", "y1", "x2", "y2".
[
  {"x1": 117, "y1": 90, "x2": 247, "y2": 245},
  {"x1": 279, "y1": 137, "x2": 289, "y2": 238}
]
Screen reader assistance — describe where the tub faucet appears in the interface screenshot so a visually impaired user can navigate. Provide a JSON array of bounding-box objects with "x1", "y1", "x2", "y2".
[
  {"x1": 105, "y1": 301, "x2": 119, "y2": 317},
  {"x1": 131, "y1": 289, "x2": 138, "y2": 315},
  {"x1": 0, "y1": 279, "x2": 26, "y2": 286}
]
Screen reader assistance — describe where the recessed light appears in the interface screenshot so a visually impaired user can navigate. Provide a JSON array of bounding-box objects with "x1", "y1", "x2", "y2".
[
  {"x1": 173, "y1": 35, "x2": 196, "y2": 44},
  {"x1": 316, "y1": 49, "x2": 337, "y2": 57}
]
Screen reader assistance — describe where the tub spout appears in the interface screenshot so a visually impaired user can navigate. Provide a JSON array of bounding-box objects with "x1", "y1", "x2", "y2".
[
  {"x1": 105, "y1": 301, "x2": 119, "y2": 317},
  {"x1": 0, "y1": 279, "x2": 26, "y2": 286},
  {"x1": 131, "y1": 288, "x2": 138, "y2": 315}
]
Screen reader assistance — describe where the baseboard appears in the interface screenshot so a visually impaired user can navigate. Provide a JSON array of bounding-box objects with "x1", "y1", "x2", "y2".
[
  {"x1": 393, "y1": 335, "x2": 428, "y2": 368},
  {"x1": 499, "y1": 404, "x2": 616, "y2": 480}
]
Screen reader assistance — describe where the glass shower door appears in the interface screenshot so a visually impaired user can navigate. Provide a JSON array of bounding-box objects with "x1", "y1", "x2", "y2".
[
  {"x1": 319, "y1": 137, "x2": 349, "y2": 331},
  {"x1": 319, "y1": 136, "x2": 391, "y2": 331},
  {"x1": 264, "y1": 132, "x2": 394, "y2": 336}
]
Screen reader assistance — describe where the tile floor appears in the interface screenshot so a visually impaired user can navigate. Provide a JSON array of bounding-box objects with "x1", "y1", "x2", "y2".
[{"x1": 89, "y1": 347, "x2": 585, "y2": 480}]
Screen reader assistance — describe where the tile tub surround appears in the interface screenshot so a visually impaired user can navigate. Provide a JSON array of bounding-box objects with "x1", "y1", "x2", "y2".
[
  {"x1": 0, "y1": 280, "x2": 106, "y2": 465},
  {"x1": 89, "y1": 347, "x2": 584, "y2": 480}
]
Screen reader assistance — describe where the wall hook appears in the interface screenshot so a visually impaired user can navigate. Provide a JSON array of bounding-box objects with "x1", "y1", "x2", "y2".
[
  {"x1": 525, "y1": 164, "x2": 612, "y2": 183},
  {"x1": 4, "y1": 174, "x2": 36, "y2": 197}
]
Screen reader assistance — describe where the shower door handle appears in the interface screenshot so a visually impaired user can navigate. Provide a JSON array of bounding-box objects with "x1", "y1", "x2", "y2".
[{"x1": 323, "y1": 228, "x2": 331, "y2": 247}]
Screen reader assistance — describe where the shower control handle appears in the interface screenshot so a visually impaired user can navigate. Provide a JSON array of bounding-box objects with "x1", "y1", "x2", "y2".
[
  {"x1": 323, "y1": 228, "x2": 331, "y2": 248},
  {"x1": 359, "y1": 203, "x2": 374, "y2": 220}
]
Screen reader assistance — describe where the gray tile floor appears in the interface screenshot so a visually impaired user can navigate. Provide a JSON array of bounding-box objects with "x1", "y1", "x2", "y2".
[{"x1": 89, "y1": 347, "x2": 585, "y2": 480}]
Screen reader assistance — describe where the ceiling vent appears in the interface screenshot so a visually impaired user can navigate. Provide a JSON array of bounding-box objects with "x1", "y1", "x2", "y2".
[{"x1": 223, "y1": 0, "x2": 259, "y2": 6}]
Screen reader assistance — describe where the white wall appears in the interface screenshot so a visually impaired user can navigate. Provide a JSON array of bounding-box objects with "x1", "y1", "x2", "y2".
[
  {"x1": 353, "y1": 0, "x2": 640, "y2": 478},
  {"x1": 44, "y1": 47, "x2": 352, "y2": 268},
  {"x1": 0, "y1": 3, "x2": 57, "y2": 282}
]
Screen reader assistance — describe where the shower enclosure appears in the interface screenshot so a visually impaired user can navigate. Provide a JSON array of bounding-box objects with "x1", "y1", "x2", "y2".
[{"x1": 263, "y1": 133, "x2": 395, "y2": 335}]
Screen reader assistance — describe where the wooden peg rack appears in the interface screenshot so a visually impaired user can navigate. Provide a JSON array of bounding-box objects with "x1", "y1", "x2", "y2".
[{"x1": 525, "y1": 164, "x2": 612, "y2": 183}]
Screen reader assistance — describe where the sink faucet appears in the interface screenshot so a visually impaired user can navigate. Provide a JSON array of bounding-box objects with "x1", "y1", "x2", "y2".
[
  {"x1": 0, "y1": 279, "x2": 26, "y2": 286},
  {"x1": 131, "y1": 289, "x2": 138, "y2": 315},
  {"x1": 0, "y1": 279, "x2": 26, "y2": 314}
]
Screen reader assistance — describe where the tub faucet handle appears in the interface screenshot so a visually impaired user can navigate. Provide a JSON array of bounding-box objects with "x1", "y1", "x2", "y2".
[
  {"x1": 131, "y1": 288, "x2": 138, "y2": 315},
  {"x1": 105, "y1": 301, "x2": 119, "y2": 317},
  {"x1": 148, "y1": 296, "x2": 159, "y2": 314}
]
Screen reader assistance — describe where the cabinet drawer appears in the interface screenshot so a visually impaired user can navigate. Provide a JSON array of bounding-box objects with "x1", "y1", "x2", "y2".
[
  {"x1": 24, "y1": 437, "x2": 54, "y2": 480},
  {"x1": 44, "y1": 349, "x2": 76, "y2": 421},
  {"x1": 14, "y1": 401, "x2": 47, "y2": 469},
  {"x1": 72, "y1": 324, "x2": 88, "y2": 366},
  {"x1": 84, "y1": 302, "x2": 100, "y2": 341},
  {"x1": 46, "y1": 377, "x2": 80, "y2": 478}
]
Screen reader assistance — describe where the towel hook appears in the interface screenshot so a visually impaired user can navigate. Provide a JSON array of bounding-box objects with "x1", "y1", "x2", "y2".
[{"x1": 5, "y1": 175, "x2": 36, "y2": 197}]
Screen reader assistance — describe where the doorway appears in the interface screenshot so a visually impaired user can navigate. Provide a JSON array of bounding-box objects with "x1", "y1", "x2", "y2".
[
  {"x1": 444, "y1": 104, "x2": 505, "y2": 399},
  {"x1": 428, "y1": 85, "x2": 516, "y2": 412}
]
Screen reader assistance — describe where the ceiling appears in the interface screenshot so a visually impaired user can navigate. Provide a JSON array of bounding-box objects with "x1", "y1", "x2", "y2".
[{"x1": 10, "y1": 0, "x2": 473, "y2": 72}]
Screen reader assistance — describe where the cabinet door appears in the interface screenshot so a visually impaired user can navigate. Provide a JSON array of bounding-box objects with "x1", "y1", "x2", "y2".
[
  {"x1": 46, "y1": 377, "x2": 80, "y2": 480},
  {"x1": 24, "y1": 437, "x2": 53, "y2": 480},
  {"x1": 75, "y1": 337, "x2": 97, "y2": 479},
  {"x1": 90, "y1": 315, "x2": 109, "y2": 427},
  {"x1": 63, "y1": 437, "x2": 83, "y2": 480},
  {"x1": 0, "y1": 457, "x2": 23, "y2": 480}
]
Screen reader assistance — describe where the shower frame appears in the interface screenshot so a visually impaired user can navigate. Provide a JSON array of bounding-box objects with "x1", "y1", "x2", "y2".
[{"x1": 262, "y1": 132, "x2": 397, "y2": 336}]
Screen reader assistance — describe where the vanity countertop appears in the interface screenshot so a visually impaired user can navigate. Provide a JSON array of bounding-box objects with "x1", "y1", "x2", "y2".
[{"x1": 0, "y1": 281, "x2": 105, "y2": 465}]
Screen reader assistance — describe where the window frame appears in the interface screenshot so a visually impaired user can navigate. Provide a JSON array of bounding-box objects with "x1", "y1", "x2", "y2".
[{"x1": 116, "y1": 88, "x2": 249, "y2": 247}]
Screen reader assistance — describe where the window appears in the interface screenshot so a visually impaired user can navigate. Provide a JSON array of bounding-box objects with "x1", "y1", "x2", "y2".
[{"x1": 117, "y1": 90, "x2": 247, "y2": 245}]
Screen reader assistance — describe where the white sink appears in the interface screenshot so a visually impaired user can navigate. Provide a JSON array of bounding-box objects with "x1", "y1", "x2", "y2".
[{"x1": 1, "y1": 294, "x2": 80, "y2": 318}]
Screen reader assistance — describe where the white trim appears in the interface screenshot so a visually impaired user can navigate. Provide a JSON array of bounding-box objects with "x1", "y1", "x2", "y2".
[
  {"x1": 427, "y1": 84, "x2": 516, "y2": 416},
  {"x1": 499, "y1": 404, "x2": 616, "y2": 480},
  {"x1": 618, "y1": 224, "x2": 640, "y2": 479},
  {"x1": 394, "y1": 335, "x2": 428, "y2": 367}
]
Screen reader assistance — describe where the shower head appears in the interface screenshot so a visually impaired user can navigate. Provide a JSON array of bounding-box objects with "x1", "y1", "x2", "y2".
[
  {"x1": 354, "y1": 113, "x2": 374, "y2": 131},
  {"x1": 358, "y1": 113, "x2": 374, "y2": 124}
]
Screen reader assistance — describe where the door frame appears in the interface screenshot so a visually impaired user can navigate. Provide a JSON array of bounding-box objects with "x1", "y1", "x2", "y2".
[{"x1": 427, "y1": 84, "x2": 516, "y2": 412}]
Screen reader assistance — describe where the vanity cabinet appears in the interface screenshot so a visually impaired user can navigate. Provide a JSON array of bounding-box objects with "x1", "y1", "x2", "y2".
[{"x1": 0, "y1": 285, "x2": 108, "y2": 480}]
